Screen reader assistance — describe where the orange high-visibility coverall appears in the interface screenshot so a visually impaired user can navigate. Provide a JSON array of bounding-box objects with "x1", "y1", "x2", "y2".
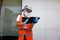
[{"x1": 18, "y1": 15, "x2": 33, "y2": 40}]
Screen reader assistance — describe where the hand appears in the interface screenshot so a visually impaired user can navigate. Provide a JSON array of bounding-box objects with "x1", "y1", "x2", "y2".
[
  {"x1": 16, "y1": 22, "x2": 24, "y2": 26},
  {"x1": 20, "y1": 22, "x2": 24, "y2": 25}
]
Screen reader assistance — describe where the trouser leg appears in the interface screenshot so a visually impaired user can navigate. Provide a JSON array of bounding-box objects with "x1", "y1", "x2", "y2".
[
  {"x1": 26, "y1": 36, "x2": 33, "y2": 40},
  {"x1": 18, "y1": 36, "x2": 24, "y2": 40}
]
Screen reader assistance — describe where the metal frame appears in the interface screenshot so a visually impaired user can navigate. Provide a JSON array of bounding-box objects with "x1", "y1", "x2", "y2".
[{"x1": 0, "y1": 0, "x2": 3, "y2": 15}]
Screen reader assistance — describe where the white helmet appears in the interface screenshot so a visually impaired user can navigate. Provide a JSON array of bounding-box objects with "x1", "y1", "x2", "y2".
[
  {"x1": 24, "y1": 5, "x2": 32, "y2": 10},
  {"x1": 22, "y1": 5, "x2": 32, "y2": 12}
]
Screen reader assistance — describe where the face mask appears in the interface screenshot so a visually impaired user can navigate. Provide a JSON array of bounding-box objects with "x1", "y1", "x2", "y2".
[{"x1": 24, "y1": 11, "x2": 30, "y2": 17}]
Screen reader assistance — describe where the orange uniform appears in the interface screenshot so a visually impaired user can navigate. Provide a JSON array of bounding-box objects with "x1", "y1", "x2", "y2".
[{"x1": 18, "y1": 15, "x2": 33, "y2": 40}]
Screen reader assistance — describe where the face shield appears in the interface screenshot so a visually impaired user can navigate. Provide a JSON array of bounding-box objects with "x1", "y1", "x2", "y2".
[{"x1": 22, "y1": 5, "x2": 32, "y2": 17}]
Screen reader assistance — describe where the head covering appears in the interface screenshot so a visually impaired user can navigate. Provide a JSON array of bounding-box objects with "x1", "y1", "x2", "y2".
[
  {"x1": 24, "y1": 5, "x2": 32, "y2": 10},
  {"x1": 22, "y1": 5, "x2": 32, "y2": 12}
]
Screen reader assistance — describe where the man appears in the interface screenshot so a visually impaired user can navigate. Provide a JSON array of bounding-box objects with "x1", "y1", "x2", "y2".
[{"x1": 16, "y1": 5, "x2": 33, "y2": 40}]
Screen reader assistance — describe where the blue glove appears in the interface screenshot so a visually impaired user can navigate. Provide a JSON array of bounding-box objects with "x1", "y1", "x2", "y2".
[{"x1": 33, "y1": 17, "x2": 39, "y2": 23}]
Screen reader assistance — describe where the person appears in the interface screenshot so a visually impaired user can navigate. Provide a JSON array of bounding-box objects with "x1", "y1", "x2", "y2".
[{"x1": 16, "y1": 5, "x2": 33, "y2": 40}]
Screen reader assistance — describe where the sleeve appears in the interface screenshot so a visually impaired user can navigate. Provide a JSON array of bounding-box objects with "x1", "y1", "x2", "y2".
[{"x1": 16, "y1": 15, "x2": 20, "y2": 21}]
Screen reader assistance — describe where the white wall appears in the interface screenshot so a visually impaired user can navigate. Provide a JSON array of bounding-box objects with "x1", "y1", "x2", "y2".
[{"x1": 22, "y1": 0, "x2": 60, "y2": 40}]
